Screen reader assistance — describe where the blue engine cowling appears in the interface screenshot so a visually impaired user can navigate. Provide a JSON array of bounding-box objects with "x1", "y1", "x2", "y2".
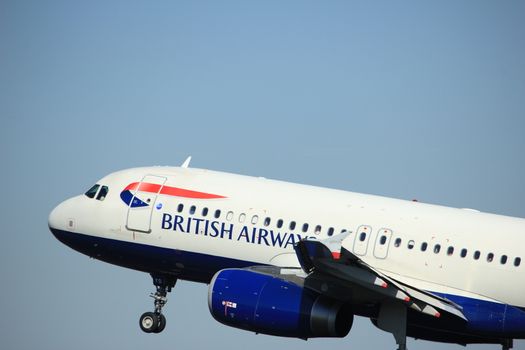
[{"x1": 208, "y1": 268, "x2": 353, "y2": 338}]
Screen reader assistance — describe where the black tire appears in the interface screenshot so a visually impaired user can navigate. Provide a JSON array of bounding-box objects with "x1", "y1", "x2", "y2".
[
  {"x1": 139, "y1": 312, "x2": 158, "y2": 333},
  {"x1": 153, "y1": 314, "x2": 166, "y2": 333}
]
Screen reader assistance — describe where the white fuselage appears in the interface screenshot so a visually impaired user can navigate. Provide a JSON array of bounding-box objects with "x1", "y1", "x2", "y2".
[{"x1": 49, "y1": 166, "x2": 525, "y2": 310}]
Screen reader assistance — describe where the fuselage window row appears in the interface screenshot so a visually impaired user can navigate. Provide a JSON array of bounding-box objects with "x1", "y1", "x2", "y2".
[
  {"x1": 392, "y1": 236, "x2": 521, "y2": 267},
  {"x1": 175, "y1": 203, "x2": 343, "y2": 238},
  {"x1": 173, "y1": 202, "x2": 522, "y2": 268}
]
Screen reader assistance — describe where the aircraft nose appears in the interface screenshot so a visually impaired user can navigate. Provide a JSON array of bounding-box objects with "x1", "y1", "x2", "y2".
[
  {"x1": 48, "y1": 198, "x2": 77, "y2": 235},
  {"x1": 48, "y1": 202, "x2": 62, "y2": 231},
  {"x1": 49, "y1": 201, "x2": 69, "y2": 236}
]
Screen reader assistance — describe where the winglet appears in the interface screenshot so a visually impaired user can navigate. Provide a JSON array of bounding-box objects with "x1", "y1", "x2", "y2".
[
  {"x1": 294, "y1": 229, "x2": 353, "y2": 273},
  {"x1": 181, "y1": 156, "x2": 192, "y2": 168},
  {"x1": 319, "y1": 230, "x2": 352, "y2": 255},
  {"x1": 294, "y1": 239, "x2": 333, "y2": 273}
]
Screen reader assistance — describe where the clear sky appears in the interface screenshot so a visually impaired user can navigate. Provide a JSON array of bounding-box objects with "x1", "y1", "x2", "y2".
[{"x1": 1, "y1": 1, "x2": 524, "y2": 349}]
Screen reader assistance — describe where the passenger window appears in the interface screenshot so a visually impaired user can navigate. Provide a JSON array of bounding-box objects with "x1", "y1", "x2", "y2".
[
  {"x1": 380, "y1": 236, "x2": 387, "y2": 245},
  {"x1": 189, "y1": 206, "x2": 196, "y2": 215},
  {"x1": 515, "y1": 257, "x2": 521, "y2": 267},
  {"x1": 226, "y1": 211, "x2": 233, "y2": 221},
  {"x1": 214, "y1": 209, "x2": 221, "y2": 219},
  {"x1": 239, "y1": 213, "x2": 246, "y2": 223},
  {"x1": 251, "y1": 215, "x2": 258, "y2": 224},
  {"x1": 177, "y1": 204, "x2": 184, "y2": 213},
  {"x1": 501, "y1": 255, "x2": 508, "y2": 265},
  {"x1": 460, "y1": 249, "x2": 467, "y2": 258},
  {"x1": 359, "y1": 232, "x2": 367, "y2": 242},
  {"x1": 421, "y1": 242, "x2": 428, "y2": 252},
  {"x1": 394, "y1": 238, "x2": 402, "y2": 247},
  {"x1": 96, "y1": 186, "x2": 108, "y2": 201},
  {"x1": 474, "y1": 251, "x2": 481, "y2": 260},
  {"x1": 407, "y1": 240, "x2": 415, "y2": 249},
  {"x1": 447, "y1": 247, "x2": 454, "y2": 256},
  {"x1": 487, "y1": 253, "x2": 494, "y2": 262},
  {"x1": 264, "y1": 217, "x2": 271, "y2": 226},
  {"x1": 302, "y1": 223, "x2": 309, "y2": 233},
  {"x1": 85, "y1": 184, "x2": 100, "y2": 199},
  {"x1": 202, "y1": 207, "x2": 208, "y2": 217},
  {"x1": 289, "y1": 221, "x2": 296, "y2": 230},
  {"x1": 434, "y1": 244, "x2": 441, "y2": 254},
  {"x1": 277, "y1": 219, "x2": 283, "y2": 228},
  {"x1": 327, "y1": 227, "x2": 334, "y2": 236},
  {"x1": 314, "y1": 225, "x2": 322, "y2": 235}
]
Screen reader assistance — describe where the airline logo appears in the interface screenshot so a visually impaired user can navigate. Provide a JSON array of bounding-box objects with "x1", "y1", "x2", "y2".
[{"x1": 120, "y1": 182, "x2": 226, "y2": 208}]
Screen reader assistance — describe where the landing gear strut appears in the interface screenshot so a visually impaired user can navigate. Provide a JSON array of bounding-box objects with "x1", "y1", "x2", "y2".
[{"x1": 139, "y1": 274, "x2": 177, "y2": 333}]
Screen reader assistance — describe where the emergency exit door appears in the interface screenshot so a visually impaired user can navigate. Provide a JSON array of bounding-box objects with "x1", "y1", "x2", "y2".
[
  {"x1": 353, "y1": 225, "x2": 372, "y2": 256},
  {"x1": 373, "y1": 228, "x2": 393, "y2": 259},
  {"x1": 126, "y1": 175, "x2": 167, "y2": 233}
]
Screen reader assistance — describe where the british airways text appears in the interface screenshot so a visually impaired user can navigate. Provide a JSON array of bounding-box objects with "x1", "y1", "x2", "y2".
[{"x1": 161, "y1": 213, "x2": 313, "y2": 249}]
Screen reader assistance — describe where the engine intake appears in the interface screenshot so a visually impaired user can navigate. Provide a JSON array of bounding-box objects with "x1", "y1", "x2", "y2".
[{"x1": 208, "y1": 268, "x2": 353, "y2": 338}]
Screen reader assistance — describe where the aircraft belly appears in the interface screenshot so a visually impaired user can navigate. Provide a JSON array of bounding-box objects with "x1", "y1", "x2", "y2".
[{"x1": 50, "y1": 228, "x2": 257, "y2": 282}]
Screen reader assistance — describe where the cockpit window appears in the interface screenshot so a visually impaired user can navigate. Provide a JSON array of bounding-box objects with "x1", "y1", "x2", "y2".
[
  {"x1": 85, "y1": 184, "x2": 100, "y2": 198},
  {"x1": 96, "y1": 186, "x2": 109, "y2": 201}
]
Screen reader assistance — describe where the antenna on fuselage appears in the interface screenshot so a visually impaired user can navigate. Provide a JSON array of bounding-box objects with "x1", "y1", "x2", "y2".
[{"x1": 181, "y1": 156, "x2": 192, "y2": 168}]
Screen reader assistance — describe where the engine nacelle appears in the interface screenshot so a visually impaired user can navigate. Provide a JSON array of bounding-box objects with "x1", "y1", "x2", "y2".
[{"x1": 208, "y1": 268, "x2": 353, "y2": 338}]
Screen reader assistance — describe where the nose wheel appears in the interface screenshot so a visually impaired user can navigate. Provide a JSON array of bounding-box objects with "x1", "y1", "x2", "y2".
[
  {"x1": 139, "y1": 274, "x2": 176, "y2": 334},
  {"x1": 140, "y1": 312, "x2": 166, "y2": 333}
]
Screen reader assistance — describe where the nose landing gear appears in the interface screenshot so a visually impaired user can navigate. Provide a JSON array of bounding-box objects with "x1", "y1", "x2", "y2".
[{"x1": 139, "y1": 274, "x2": 177, "y2": 333}]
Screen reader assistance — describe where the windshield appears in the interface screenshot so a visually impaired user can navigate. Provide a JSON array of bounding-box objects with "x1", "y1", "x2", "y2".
[
  {"x1": 96, "y1": 186, "x2": 109, "y2": 201},
  {"x1": 85, "y1": 184, "x2": 100, "y2": 198}
]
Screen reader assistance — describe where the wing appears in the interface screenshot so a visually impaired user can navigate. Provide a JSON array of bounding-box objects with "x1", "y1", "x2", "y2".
[{"x1": 292, "y1": 236, "x2": 468, "y2": 322}]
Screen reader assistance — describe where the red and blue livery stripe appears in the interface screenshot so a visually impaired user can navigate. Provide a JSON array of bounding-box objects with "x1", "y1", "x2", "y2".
[{"x1": 120, "y1": 182, "x2": 226, "y2": 207}]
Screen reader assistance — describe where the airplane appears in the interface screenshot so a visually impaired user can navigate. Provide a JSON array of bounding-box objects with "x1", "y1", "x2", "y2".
[{"x1": 48, "y1": 157, "x2": 525, "y2": 350}]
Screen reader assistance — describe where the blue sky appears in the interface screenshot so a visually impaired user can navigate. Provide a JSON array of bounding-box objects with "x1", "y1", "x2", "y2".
[{"x1": 1, "y1": 1, "x2": 524, "y2": 349}]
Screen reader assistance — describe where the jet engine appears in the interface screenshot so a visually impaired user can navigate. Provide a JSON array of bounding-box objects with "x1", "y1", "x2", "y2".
[{"x1": 208, "y1": 268, "x2": 353, "y2": 339}]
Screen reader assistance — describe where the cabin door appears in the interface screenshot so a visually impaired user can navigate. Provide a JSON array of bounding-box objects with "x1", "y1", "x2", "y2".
[{"x1": 126, "y1": 175, "x2": 167, "y2": 233}]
